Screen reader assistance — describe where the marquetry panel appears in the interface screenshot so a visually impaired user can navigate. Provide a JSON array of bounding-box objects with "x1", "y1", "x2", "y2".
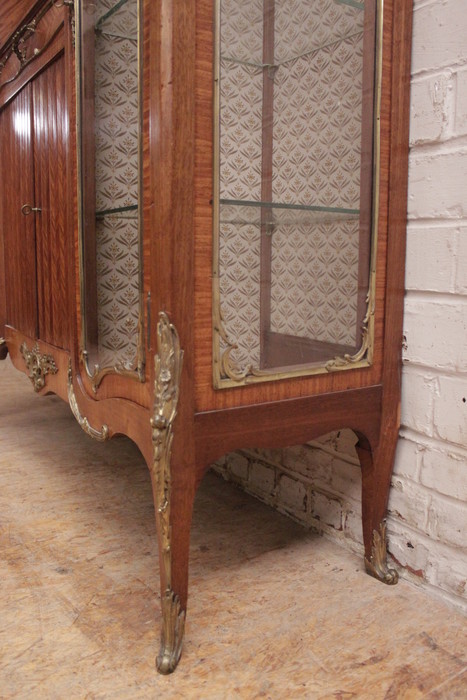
[
  {"x1": 0, "y1": 1, "x2": 64, "y2": 97},
  {"x1": 33, "y1": 53, "x2": 71, "y2": 350},
  {"x1": 0, "y1": 84, "x2": 38, "y2": 339},
  {"x1": 0, "y1": 0, "x2": 38, "y2": 51}
]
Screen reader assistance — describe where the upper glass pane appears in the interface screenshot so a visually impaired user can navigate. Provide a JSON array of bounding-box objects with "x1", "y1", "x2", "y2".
[{"x1": 214, "y1": 0, "x2": 377, "y2": 386}]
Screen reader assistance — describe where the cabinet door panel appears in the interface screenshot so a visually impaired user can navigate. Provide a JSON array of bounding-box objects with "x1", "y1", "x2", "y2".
[
  {"x1": 33, "y1": 53, "x2": 70, "y2": 350},
  {"x1": 0, "y1": 84, "x2": 38, "y2": 338}
]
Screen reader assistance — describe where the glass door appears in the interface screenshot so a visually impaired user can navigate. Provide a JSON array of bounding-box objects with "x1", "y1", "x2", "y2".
[
  {"x1": 213, "y1": 0, "x2": 380, "y2": 386},
  {"x1": 76, "y1": 0, "x2": 144, "y2": 390}
]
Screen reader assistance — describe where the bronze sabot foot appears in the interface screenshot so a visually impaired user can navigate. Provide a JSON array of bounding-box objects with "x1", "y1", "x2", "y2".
[
  {"x1": 364, "y1": 520, "x2": 399, "y2": 585},
  {"x1": 156, "y1": 589, "x2": 186, "y2": 675}
]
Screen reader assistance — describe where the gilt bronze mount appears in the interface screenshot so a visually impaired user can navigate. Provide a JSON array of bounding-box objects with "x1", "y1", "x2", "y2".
[
  {"x1": 365, "y1": 520, "x2": 399, "y2": 585},
  {"x1": 20, "y1": 341, "x2": 58, "y2": 392},
  {"x1": 67, "y1": 361, "x2": 109, "y2": 441},
  {"x1": 151, "y1": 312, "x2": 185, "y2": 674}
]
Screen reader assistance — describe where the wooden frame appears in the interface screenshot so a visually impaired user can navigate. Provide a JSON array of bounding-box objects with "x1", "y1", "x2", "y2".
[{"x1": 0, "y1": 0, "x2": 413, "y2": 675}]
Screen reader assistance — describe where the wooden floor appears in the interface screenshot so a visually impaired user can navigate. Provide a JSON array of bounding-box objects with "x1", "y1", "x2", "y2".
[{"x1": 0, "y1": 357, "x2": 466, "y2": 699}]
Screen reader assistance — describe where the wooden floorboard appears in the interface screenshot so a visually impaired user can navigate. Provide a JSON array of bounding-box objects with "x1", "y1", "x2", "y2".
[{"x1": 0, "y1": 357, "x2": 466, "y2": 698}]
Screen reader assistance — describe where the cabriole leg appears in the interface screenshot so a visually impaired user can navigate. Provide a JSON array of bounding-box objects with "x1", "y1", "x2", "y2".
[{"x1": 356, "y1": 431, "x2": 399, "y2": 585}]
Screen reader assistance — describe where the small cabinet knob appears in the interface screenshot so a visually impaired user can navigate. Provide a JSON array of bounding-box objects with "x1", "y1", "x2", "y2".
[{"x1": 21, "y1": 204, "x2": 42, "y2": 216}]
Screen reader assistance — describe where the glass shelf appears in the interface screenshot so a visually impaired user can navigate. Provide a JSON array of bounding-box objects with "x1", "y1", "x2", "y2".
[
  {"x1": 95, "y1": 29, "x2": 137, "y2": 41},
  {"x1": 96, "y1": 204, "x2": 138, "y2": 219},
  {"x1": 96, "y1": 0, "x2": 131, "y2": 28},
  {"x1": 219, "y1": 199, "x2": 359, "y2": 228},
  {"x1": 336, "y1": 0, "x2": 364, "y2": 10},
  {"x1": 220, "y1": 0, "x2": 363, "y2": 71},
  {"x1": 96, "y1": 0, "x2": 137, "y2": 41},
  {"x1": 221, "y1": 28, "x2": 363, "y2": 70}
]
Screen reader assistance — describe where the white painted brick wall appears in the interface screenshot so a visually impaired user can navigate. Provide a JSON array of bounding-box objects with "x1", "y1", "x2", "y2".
[{"x1": 217, "y1": 0, "x2": 467, "y2": 613}]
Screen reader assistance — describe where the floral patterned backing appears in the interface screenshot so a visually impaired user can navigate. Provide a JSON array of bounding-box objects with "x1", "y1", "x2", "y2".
[{"x1": 94, "y1": 0, "x2": 140, "y2": 370}]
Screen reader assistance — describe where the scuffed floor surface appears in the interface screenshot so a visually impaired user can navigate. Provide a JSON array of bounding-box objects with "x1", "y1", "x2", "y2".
[{"x1": 0, "y1": 357, "x2": 466, "y2": 699}]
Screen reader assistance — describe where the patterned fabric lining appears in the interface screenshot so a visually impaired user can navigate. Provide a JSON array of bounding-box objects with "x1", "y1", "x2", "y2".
[{"x1": 94, "y1": 0, "x2": 140, "y2": 370}]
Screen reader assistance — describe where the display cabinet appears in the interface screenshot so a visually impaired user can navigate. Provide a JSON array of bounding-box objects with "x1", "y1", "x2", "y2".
[{"x1": 0, "y1": 0, "x2": 413, "y2": 674}]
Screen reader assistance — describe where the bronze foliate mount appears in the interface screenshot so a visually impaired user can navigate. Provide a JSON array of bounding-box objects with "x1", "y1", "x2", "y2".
[
  {"x1": 365, "y1": 520, "x2": 399, "y2": 585},
  {"x1": 157, "y1": 589, "x2": 186, "y2": 675},
  {"x1": 0, "y1": 0, "x2": 69, "y2": 88},
  {"x1": 151, "y1": 312, "x2": 185, "y2": 674},
  {"x1": 20, "y1": 341, "x2": 58, "y2": 392},
  {"x1": 67, "y1": 361, "x2": 109, "y2": 442}
]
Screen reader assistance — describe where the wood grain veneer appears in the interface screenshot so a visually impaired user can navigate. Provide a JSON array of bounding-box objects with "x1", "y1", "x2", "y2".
[
  {"x1": 0, "y1": 84, "x2": 38, "y2": 339},
  {"x1": 0, "y1": 0, "x2": 43, "y2": 51},
  {"x1": 33, "y1": 53, "x2": 71, "y2": 350},
  {"x1": 0, "y1": 2, "x2": 65, "y2": 101}
]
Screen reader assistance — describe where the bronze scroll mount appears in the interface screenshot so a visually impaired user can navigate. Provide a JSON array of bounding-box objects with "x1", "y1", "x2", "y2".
[{"x1": 151, "y1": 312, "x2": 185, "y2": 674}]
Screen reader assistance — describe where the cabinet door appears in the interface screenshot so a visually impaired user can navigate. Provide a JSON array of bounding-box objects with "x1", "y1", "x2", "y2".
[
  {"x1": 0, "y1": 84, "x2": 38, "y2": 339},
  {"x1": 0, "y1": 54, "x2": 70, "y2": 349},
  {"x1": 33, "y1": 54, "x2": 71, "y2": 350}
]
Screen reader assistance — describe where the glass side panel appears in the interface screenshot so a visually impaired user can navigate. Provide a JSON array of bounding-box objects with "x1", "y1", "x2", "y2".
[
  {"x1": 77, "y1": 0, "x2": 143, "y2": 385},
  {"x1": 214, "y1": 0, "x2": 378, "y2": 386}
]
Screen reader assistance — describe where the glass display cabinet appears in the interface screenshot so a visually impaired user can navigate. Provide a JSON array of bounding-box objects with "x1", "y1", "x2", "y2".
[{"x1": 0, "y1": 0, "x2": 413, "y2": 675}]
